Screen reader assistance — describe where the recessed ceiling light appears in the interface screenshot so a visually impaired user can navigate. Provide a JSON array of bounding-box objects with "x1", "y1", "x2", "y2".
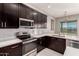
[{"x1": 48, "y1": 5, "x2": 51, "y2": 8}]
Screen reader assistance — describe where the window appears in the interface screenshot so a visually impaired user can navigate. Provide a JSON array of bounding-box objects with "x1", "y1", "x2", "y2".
[
  {"x1": 61, "y1": 20, "x2": 77, "y2": 34},
  {"x1": 51, "y1": 20, "x2": 54, "y2": 30}
]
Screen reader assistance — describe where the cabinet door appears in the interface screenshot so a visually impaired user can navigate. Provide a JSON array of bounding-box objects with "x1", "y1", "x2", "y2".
[
  {"x1": 0, "y1": 3, "x2": 3, "y2": 13},
  {"x1": 35, "y1": 12, "x2": 47, "y2": 28},
  {"x1": 37, "y1": 12, "x2": 41, "y2": 24},
  {"x1": 18, "y1": 4, "x2": 26, "y2": 18},
  {"x1": 48, "y1": 37, "x2": 66, "y2": 54},
  {"x1": 42, "y1": 14, "x2": 47, "y2": 28},
  {"x1": 26, "y1": 7, "x2": 33, "y2": 20},
  {"x1": 5, "y1": 14, "x2": 19, "y2": 28},
  {"x1": 0, "y1": 4, "x2": 3, "y2": 28},
  {"x1": 33, "y1": 12, "x2": 38, "y2": 24},
  {"x1": 42, "y1": 14, "x2": 47, "y2": 23},
  {"x1": 0, "y1": 13, "x2": 3, "y2": 28},
  {"x1": 2, "y1": 3, "x2": 19, "y2": 28},
  {"x1": 37, "y1": 38, "x2": 45, "y2": 53},
  {"x1": 19, "y1": 3, "x2": 34, "y2": 20},
  {"x1": 4, "y1": 3, "x2": 19, "y2": 17},
  {"x1": 39, "y1": 14, "x2": 47, "y2": 28},
  {"x1": 7, "y1": 43, "x2": 22, "y2": 56}
]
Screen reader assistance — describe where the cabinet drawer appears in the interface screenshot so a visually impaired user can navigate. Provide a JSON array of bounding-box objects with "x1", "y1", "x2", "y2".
[{"x1": 0, "y1": 43, "x2": 22, "y2": 56}]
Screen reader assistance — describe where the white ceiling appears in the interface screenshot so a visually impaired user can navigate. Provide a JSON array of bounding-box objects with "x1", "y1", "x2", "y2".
[{"x1": 25, "y1": 3, "x2": 79, "y2": 18}]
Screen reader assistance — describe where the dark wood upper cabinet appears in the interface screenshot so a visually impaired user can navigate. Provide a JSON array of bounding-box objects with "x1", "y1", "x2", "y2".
[
  {"x1": 18, "y1": 4, "x2": 26, "y2": 18},
  {"x1": 35, "y1": 12, "x2": 47, "y2": 28},
  {"x1": 4, "y1": 14, "x2": 19, "y2": 28},
  {"x1": 43, "y1": 14, "x2": 47, "y2": 23},
  {"x1": 0, "y1": 14, "x2": 2, "y2": 28},
  {"x1": 0, "y1": 3, "x2": 47, "y2": 28},
  {"x1": 37, "y1": 12, "x2": 41, "y2": 24},
  {"x1": 4, "y1": 3, "x2": 19, "y2": 17},
  {"x1": 0, "y1": 3, "x2": 19, "y2": 28},
  {"x1": 0, "y1": 4, "x2": 3, "y2": 28},
  {"x1": 0, "y1": 4, "x2": 3, "y2": 12},
  {"x1": 33, "y1": 12, "x2": 38, "y2": 24},
  {"x1": 40, "y1": 14, "x2": 47, "y2": 24},
  {"x1": 18, "y1": 4, "x2": 34, "y2": 20},
  {"x1": 26, "y1": 7, "x2": 33, "y2": 20}
]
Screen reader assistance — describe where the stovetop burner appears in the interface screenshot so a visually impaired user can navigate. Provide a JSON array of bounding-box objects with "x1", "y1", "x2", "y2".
[
  {"x1": 16, "y1": 35, "x2": 31, "y2": 40},
  {"x1": 16, "y1": 31, "x2": 31, "y2": 41}
]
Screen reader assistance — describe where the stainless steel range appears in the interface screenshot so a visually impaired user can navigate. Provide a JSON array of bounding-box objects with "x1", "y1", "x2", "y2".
[{"x1": 16, "y1": 32, "x2": 37, "y2": 56}]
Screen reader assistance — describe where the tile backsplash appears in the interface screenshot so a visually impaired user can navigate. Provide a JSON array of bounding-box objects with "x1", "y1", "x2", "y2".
[
  {"x1": 0, "y1": 28, "x2": 33, "y2": 38},
  {"x1": 0, "y1": 28, "x2": 34, "y2": 41},
  {"x1": 0, "y1": 28, "x2": 53, "y2": 42}
]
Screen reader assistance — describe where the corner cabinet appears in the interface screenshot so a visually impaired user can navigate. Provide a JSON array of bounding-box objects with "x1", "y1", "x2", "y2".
[
  {"x1": 0, "y1": 42, "x2": 22, "y2": 56},
  {"x1": 37, "y1": 36, "x2": 66, "y2": 54}
]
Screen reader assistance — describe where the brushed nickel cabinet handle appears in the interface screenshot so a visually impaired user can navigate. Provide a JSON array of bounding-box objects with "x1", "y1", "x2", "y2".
[
  {"x1": 5, "y1": 22, "x2": 6, "y2": 27},
  {"x1": 5, "y1": 53, "x2": 9, "y2": 56},
  {"x1": 40, "y1": 41, "x2": 42, "y2": 44},
  {"x1": 1, "y1": 22, "x2": 3, "y2": 27}
]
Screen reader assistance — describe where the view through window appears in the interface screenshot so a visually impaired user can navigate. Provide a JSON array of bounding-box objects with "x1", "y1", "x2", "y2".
[{"x1": 61, "y1": 20, "x2": 77, "y2": 34}]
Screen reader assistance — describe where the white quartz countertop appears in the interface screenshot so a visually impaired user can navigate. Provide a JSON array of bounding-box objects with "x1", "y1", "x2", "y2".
[
  {"x1": 32, "y1": 33, "x2": 79, "y2": 41},
  {"x1": 32, "y1": 33, "x2": 53, "y2": 38},
  {"x1": 0, "y1": 38, "x2": 22, "y2": 48},
  {"x1": 0, "y1": 33, "x2": 78, "y2": 48}
]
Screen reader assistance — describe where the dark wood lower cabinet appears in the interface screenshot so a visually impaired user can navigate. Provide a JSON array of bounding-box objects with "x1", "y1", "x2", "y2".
[
  {"x1": 0, "y1": 36, "x2": 66, "y2": 56},
  {"x1": 37, "y1": 37, "x2": 45, "y2": 53},
  {"x1": 0, "y1": 42, "x2": 22, "y2": 56},
  {"x1": 37, "y1": 45, "x2": 45, "y2": 53},
  {"x1": 37, "y1": 36, "x2": 66, "y2": 54},
  {"x1": 47, "y1": 37, "x2": 66, "y2": 54},
  {"x1": 37, "y1": 36, "x2": 52, "y2": 53}
]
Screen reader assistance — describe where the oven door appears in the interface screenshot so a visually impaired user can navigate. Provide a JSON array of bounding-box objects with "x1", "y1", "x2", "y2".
[{"x1": 22, "y1": 39, "x2": 37, "y2": 56}]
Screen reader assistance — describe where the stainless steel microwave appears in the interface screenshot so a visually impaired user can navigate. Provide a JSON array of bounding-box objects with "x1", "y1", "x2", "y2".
[{"x1": 19, "y1": 18, "x2": 34, "y2": 28}]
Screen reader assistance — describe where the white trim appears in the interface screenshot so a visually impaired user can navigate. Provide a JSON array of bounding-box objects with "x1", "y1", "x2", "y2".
[
  {"x1": 23, "y1": 39, "x2": 37, "y2": 44},
  {"x1": 19, "y1": 18, "x2": 34, "y2": 28},
  {"x1": 19, "y1": 18, "x2": 34, "y2": 22},
  {"x1": 19, "y1": 26, "x2": 35, "y2": 28}
]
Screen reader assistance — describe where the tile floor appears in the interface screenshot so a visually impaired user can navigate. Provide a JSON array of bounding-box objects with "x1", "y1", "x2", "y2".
[{"x1": 36, "y1": 48, "x2": 63, "y2": 56}]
